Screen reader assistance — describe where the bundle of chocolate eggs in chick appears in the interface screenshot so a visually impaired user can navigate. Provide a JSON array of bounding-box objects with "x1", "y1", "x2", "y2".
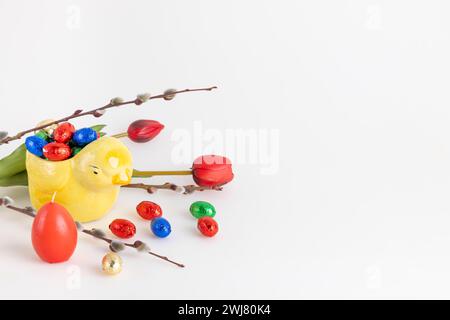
[{"x1": 25, "y1": 122, "x2": 103, "y2": 161}]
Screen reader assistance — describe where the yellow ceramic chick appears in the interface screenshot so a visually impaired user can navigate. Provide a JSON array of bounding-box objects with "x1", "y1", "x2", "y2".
[{"x1": 26, "y1": 137, "x2": 133, "y2": 222}]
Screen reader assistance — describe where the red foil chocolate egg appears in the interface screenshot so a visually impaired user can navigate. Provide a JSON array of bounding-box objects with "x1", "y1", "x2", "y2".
[
  {"x1": 53, "y1": 122, "x2": 75, "y2": 144},
  {"x1": 43, "y1": 142, "x2": 72, "y2": 161},
  {"x1": 197, "y1": 217, "x2": 219, "y2": 237},
  {"x1": 136, "y1": 201, "x2": 163, "y2": 220},
  {"x1": 109, "y1": 219, "x2": 136, "y2": 239}
]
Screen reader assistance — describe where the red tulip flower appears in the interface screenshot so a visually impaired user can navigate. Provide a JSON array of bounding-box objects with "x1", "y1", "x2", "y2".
[
  {"x1": 127, "y1": 120, "x2": 165, "y2": 143},
  {"x1": 192, "y1": 155, "x2": 234, "y2": 187},
  {"x1": 132, "y1": 155, "x2": 234, "y2": 189}
]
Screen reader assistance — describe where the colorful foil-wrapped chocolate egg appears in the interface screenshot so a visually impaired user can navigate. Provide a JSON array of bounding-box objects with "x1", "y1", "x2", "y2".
[
  {"x1": 25, "y1": 136, "x2": 48, "y2": 157},
  {"x1": 136, "y1": 201, "x2": 163, "y2": 220},
  {"x1": 197, "y1": 217, "x2": 219, "y2": 237},
  {"x1": 73, "y1": 128, "x2": 98, "y2": 146},
  {"x1": 53, "y1": 122, "x2": 75, "y2": 144},
  {"x1": 102, "y1": 252, "x2": 123, "y2": 275},
  {"x1": 190, "y1": 201, "x2": 216, "y2": 219},
  {"x1": 35, "y1": 130, "x2": 50, "y2": 141},
  {"x1": 43, "y1": 142, "x2": 72, "y2": 161},
  {"x1": 35, "y1": 119, "x2": 58, "y2": 135},
  {"x1": 109, "y1": 219, "x2": 136, "y2": 239},
  {"x1": 151, "y1": 217, "x2": 171, "y2": 238},
  {"x1": 72, "y1": 147, "x2": 82, "y2": 156}
]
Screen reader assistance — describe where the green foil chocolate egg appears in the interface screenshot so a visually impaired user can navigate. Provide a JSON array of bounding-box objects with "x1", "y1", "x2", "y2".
[
  {"x1": 189, "y1": 201, "x2": 216, "y2": 219},
  {"x1": 35, "y1": 130, "x2": 49, "y2": 141},
  {"x1": 72, "y1": 147, "x2": 82, "y2": 156}
]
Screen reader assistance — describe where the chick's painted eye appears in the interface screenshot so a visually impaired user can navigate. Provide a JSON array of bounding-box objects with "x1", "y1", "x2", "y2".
[{"x1": 91, "y1": 165, "x2": 101, "y2": 175}]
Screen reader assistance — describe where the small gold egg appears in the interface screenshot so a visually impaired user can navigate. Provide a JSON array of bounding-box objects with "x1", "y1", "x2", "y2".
[
  {"x1": 35, "y1": 119, "x2": 58, "y2": 135},
  {"x1": 102, "y1": 252, "x2": 123, "y2": 275}
]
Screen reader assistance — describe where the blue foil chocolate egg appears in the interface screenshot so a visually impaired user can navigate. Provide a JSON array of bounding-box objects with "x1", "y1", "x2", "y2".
[
  {"x1": 25, "y1": 136, "x2": 48, "y2": 157},
  {"x1": 151, "y1": 217, "x2": 172, "y2": 238},
  {"x1": 72, "y1": 128, "x2": 98, "y2": 146}
]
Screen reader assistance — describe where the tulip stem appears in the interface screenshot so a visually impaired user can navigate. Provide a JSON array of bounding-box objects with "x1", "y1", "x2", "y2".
[
  {"x1": 132, "y1": 169, "x2": 193, "y2": 178},
  {"x1": 112, "y1": 132, "x2": 128, "y2": 139}
]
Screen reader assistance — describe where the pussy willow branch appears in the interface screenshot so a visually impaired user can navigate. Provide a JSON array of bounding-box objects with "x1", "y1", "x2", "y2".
[
  {"x1": 81, "y1": 228, "x2": 184, "y2": 268},
  {"x1": 123, "y1": 182, "x2": 223, "y2": 195},
  {"x1": 0, "y1": 86, "x2": 217, "y2": 145},
  {"x1": 2, "y1": 202, "x2": 185, "y2": 268}
]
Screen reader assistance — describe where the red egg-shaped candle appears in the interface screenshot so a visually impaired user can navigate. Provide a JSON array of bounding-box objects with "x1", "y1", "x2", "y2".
[
  {"x1": 109, "y1": 219, "x2": 136, "y2": 239},
  {"x1": 32, "y1": 202, "x2": 78, "y2": 263},
  {"x1": 53, "y1": 122, "x2": 75, "y2": 143},
  {"x1": 43, "y1": 142, "x2": 72, "y2": 161}
]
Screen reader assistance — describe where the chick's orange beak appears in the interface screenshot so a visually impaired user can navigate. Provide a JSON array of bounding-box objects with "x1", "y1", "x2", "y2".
[{"x1": 112, "y1": 170, "x2": 132, "y2": 185}]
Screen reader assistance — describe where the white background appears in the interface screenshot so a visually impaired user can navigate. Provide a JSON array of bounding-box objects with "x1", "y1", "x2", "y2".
[{"x1": 1, "y1": 0, "x2": 450, "y2": 299}]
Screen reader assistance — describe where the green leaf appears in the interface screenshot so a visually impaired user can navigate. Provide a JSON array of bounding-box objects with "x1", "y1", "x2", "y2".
[
  {"x1": 90, "y1": 124, "x2": 107, "y2": 133},
  {"x1": 0, "y1": 170, "x2": 28, "y2": 187},
  {"x1": 0, "y1": 144, "x2": 26, "y2": 179}
]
